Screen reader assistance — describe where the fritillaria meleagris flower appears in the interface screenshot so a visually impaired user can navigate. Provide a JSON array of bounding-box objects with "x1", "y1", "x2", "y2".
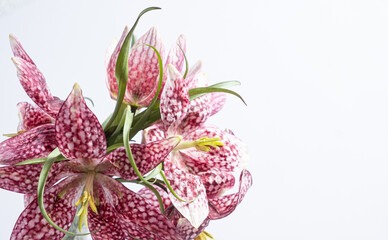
[
  {"x1": 105, "y1": 26, "x2": 187, "y2": 108},
  {"x1": 0, "y1": 35, "x2": 66, "y2": 205},
  {"x1": 1, "y1": 10, "x2": 252, "y2": 239},
  {"x1": 106, "y1": 26, "x2": 165, "y2": 108},
  {"x1": 138, "y1": 169, "x2": 252, "y2": 240},
  {"x1": 143, "y1": 62, "x2": 250, "y2": 228},
  {"x1": 0, "y1": 35, "x2": 63, "y2": 164},
  {"x1": 7, "y1": 84, "x2": 183, "y2": 240}
]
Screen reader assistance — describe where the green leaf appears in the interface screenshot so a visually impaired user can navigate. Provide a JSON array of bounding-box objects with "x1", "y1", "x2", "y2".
[
  {"x1": 15, "y1": 157, "x2": 48, "y2": 165},
  {"x1": 130, "y1": 34, "x2": 137, "y2": 48},
  {"x1": 103, "y1": 7, "x2": 161, "y2": 131},
  {"x1": 106, "y1": 143, "x2": 124, "y2": 153},
  {"x1": 122, "y1": 106, "x2": 152, "y2": 185},
  {"x1": 178, "y1": 44, "x2": 189, "y2": 79},
  {"x1": 122, "y1": 106, "x2": 165, "y2": 214},
  {"x1": 144, "y1": 163, "x2": 163, "y2": 181},
  {"x1": 210, "y1": 80, "x2": 241, "y2": 88},
  {"x1": 37, "y1": 149, "x2": 95, "y2": 236},
  {"x1": 189, "y1": 85, "x2": 247, "y2": 105},
  {"x1": 14, "y1": 155, "x2": 67, "y2": 165},
  {"x1": 137, "y1": 182, "x2": 165, "y2": 214}
]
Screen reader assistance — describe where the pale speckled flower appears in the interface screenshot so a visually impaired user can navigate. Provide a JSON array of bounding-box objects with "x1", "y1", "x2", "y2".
[
  {"x1": 105, "y1": 26, "x2": 187, "y2": 108},
  {"x1": 142, "y1": 60, "x2": 250, "y2": 228},
  {"x1": 137, "y1": 169, "x2": 253, "y2": 240}
]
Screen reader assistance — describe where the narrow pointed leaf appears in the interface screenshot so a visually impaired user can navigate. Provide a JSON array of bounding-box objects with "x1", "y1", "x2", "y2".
[
  {"x1": 209, "y1": 80, "x2": 241, "y2": 88},
  {"x1": 189, "y1": 86, "x2": 246, "y2": 105},
  {"x1": 123, "y1": 106, "x2": 150, "y2": 185},
  {"x1": 181, "y1": 44, "x2": 189, "y2": 79}
]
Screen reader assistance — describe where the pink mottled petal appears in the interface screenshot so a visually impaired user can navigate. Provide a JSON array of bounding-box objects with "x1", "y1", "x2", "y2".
[
  {"x1": 88, "y1": 183, "x2": 127, "y2": 240},
  {"x1": 126, "y1": 27, "x2": 165, "y2": 107},
  {"x1": 164, "y1": 157, "x2": 209, "y2": 228},
  {"x1": 90, "y1": 181, "x2": 170, "y2": 240},
  {"x1": 11, "y1": 57, "x2": 59, "y2": 117},
  {"x1": 9, "y1": 34, "x2": 35, "y2": 65},
  {"x1": 178, "y1": 93, "x2": 213, "y2": 134},
  {"x1": 199, "y1": 169, "x2": 235, "y2": 199},
  {"x1": 166, "y1": 34, "x2": 186, "y2": 73},
  {"x1": 164, "y1": 207, "x2": 209, "y2": 240},
  {"x1": 180, "y1": 126, "x2": 249, "y2": 173},
  {"x1": 120, "y1": 218, "x2": 170, "y2": 240},
  {"x1": 160, "y1": 65, "x2": 189, "y2": 135},
  {"x1": 208, "y1": 169, "x2": 253, "y2": 220},
  {"x1": 209, "y1": 92, "x2": 227, "y2": 116},
  {"x1": 88, "y1": 204, "x2": 127, "y2": 240},
  {"x1": 185, "y1": 61, "x2": 203, "y2": 90},
  {"x1": 138, "y1": 186, "x2": 172, "y2": 211},
  {"x1": 106, "y1": 26, "x2": 129, "y2": 101},
  {"x1": 176, "y1": 216, "x2": 210, "y2": 240},
  {"x1": 105, "y1": 177, "x2": 180, "y2": 239},
  {"x1": 17, "y1": 102, "x2": 54, "y2": 132},
  {"x1": 160, "y1": 35, "x2": 186, "y2": 101},
  {"x1": 0, "y1": 162, "x2": 63, "y2": 194},
  {"x1": 55, "y1": 84, "x2": 107, "y2": 163},
  {"x1": 24, "y1": 193, "x2": 35, "y2": 207},
  {"x1": 10, "y1": 176, "x2": 81, "y2": 240},
  {"x1": 0, "y1": 124, "x2": 56, "y2": 165},
  {"x1": 46, "y1": 97, "x2": 64, "y2": 116},
  {"x1": 142, "y1": 122, "x2": 165, "y2": 144},
  {"x1": 106, "y1": 136, "x2": 181, "y2": 180}
]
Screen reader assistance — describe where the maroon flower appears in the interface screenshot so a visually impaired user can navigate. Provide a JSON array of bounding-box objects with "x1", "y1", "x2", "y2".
[
  {"x1": 6, "y1": 84, "x2": 182, "y2": 239},
  {"x1": 0, "y1": 35, "x2": 66, "y2": 205},
  {"x1": 0, "y1": 35, "x2": 63, "y2": 165}
]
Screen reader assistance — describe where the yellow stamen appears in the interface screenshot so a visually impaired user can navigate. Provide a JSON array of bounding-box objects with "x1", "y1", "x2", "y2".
[
  {"x1": 195, "y1": 231, "x2": 215, "y2": 240},
  {"x1": 194, "y1": 137, "x2": 224, "y2": 152},
  {"x1": 175, "y1": 137, "x2": 224, "y2": 152},
  {"x1": 74, "y1": 173, "x2": 98, "y2": 231},
  {"x1": 75, "y1": 190, "x2": 98, "y2": 231}
]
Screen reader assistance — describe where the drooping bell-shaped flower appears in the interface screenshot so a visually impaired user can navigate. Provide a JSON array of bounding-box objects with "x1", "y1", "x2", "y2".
[
  {"x1": 142, "y1": 64, "x2": 249, "y2": 228},
  {"x1": 106, "y1": 26, "x2": 165, "y2": 107},
  {"x1": 105, "y1": 26, "x2": 189, "y2": 108},
  {"x1": 5, "y1": 84, "x2": 182, "y2": 240}
]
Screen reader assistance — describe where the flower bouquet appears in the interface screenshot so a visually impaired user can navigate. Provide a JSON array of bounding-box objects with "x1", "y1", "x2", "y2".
[{"x1": 0, "y1": 7, "x2": 252, "y2": 240}]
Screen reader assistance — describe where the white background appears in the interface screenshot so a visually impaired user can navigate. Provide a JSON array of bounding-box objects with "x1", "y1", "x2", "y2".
[{"x1": 1, "y1": 0, "x2": 388, "y2": 239}]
